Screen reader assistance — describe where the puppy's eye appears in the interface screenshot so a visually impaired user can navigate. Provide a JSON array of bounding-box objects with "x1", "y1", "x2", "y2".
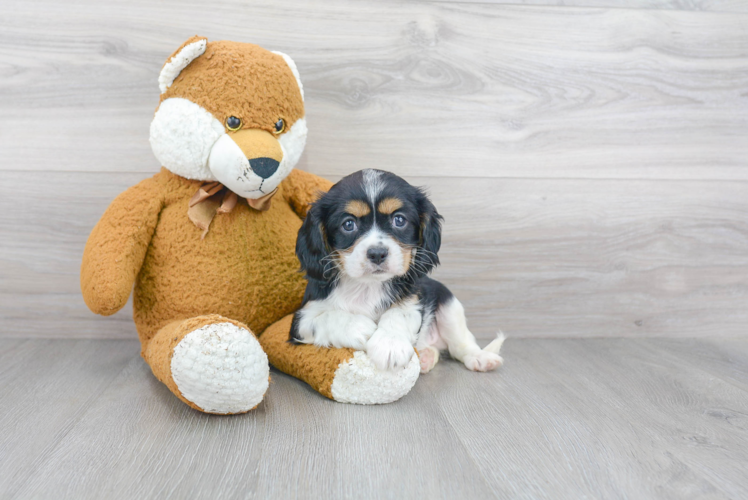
[
  {"x1": 273, "y1": 118, "x2": 286, "y2": 134},
  {"x1": 342, "y1": 219, "x2": 357, "y2": 232},
  {"x1": 226, "y1": 116, "x2": 242, "y2": 131},
  {"x1": 392, "y1": 214, "x2": 407, "y2": 228}
]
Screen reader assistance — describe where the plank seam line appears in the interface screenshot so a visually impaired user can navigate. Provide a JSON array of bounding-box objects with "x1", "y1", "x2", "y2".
[
  {"x1": 418, "y1": 0, "x2": 748, "y2": 15},
  {"x1": 424, "y1": 375, "x2": 504, "y2": 499},
  {"x1": 639, "y1": 338, "x2": 748, "y2": 395},
  {"x1": 3, "y1": 170, "x2": 748, "y2": 184}
]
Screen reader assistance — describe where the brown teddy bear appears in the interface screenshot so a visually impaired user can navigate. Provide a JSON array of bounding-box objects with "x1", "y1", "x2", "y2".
[{"x1": 81, "y1": 37, "x2": 419, "y2": 414}]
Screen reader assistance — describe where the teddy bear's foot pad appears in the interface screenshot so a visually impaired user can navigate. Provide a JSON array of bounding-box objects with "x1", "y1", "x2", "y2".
[
  {"x1": 330, "y1": 351, "x2": 420, "y2": 404},
  {"x1": 260, "y1": 315, "x2": 420, "y2": 405},
  {"x1": 171, "y1": 322, "x2": 269, "y2": 414}
]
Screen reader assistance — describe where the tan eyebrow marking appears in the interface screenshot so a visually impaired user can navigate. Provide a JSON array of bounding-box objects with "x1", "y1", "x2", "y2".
[
  {"x1": 344, "y1": 200, "x2": 371, "y2": 218},
  {"x1": 378, "y1": 197, "x2": 403, "y2": 214}
]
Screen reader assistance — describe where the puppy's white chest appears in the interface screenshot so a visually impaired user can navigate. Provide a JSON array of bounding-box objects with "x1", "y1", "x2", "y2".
[{"x1": 330, "y1": 279, "x2": 388, "y2": 320}]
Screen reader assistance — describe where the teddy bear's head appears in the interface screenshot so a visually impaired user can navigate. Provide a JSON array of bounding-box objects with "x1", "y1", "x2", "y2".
[{"x1": 149, "y1": 36, "x2": 306, "y2": 198}]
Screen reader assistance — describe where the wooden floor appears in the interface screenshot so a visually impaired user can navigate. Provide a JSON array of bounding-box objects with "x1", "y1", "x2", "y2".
[{"x1": 1, "y1": 337, "x2": 747, "y2": 500}]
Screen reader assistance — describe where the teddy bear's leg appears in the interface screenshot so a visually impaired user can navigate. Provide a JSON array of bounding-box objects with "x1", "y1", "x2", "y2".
[
  {"x1": 143, "y1": 314, "x2": 269, "y2": 414},
  {"x1": 259, "y1": 315, "x2": 420, "y2": 404}
]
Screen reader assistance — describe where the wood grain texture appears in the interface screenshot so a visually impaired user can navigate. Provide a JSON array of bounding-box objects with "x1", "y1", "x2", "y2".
[
  {"x1": 2, "y1": 1, "x2": 747, "y2": 340},
  {"x1": 2, "y1": 171, "x2": 746, "y2": 339},
  {"x1": 253, "y1": 371, "x2": 496, "y2": 498},
  {"x1": 430, "y1": 337, "x2": 748, "y2": 499},
  {"x1": 9, "y1": 344, "x2": 495, "y2": 499},
  {"x1": 428, "y1": 176, "x2": 748, "y2": 338},
  {"x1": 0, "y1": 339, "x2": 137, "y2": 498},
  {"x1": 429, "y1": 0, "x2": 748, "y2": 14},
  {"x1": 0, "y1": 172, "x2": 146, "y2": 339},
  {"x1": 1, "y1": 0, "x2": 747, "y2": 180},
  {"x1": 3, "y1": 337, "x2": 748, "y2": 499}
]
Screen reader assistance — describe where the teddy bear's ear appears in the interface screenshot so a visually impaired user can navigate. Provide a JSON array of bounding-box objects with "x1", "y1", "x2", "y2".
[
  {"x1": 158, "y1": 36, "x2": 208, "y2": 94},
  {"x1": 272, "y1": 51, "x2": 304, "y2": 102}
]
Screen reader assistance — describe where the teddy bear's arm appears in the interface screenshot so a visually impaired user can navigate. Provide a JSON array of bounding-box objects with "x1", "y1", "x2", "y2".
[
  {"x1": 80, "y1": 177, "x2": 164, "y2": 316},
  {"x1": 281, "y1": 169, "x2": 334, "y2": 218}
]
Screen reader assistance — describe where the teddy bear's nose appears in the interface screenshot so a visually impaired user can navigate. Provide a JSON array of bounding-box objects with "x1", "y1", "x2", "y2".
[{"x1": 248, "y1": 157, "x2": 280, "y2": 179}]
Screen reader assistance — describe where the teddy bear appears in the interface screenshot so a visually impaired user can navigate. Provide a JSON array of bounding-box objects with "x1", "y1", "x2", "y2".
[{"x1": 81, "y1": 36, "x2": 420, "y2": 414}]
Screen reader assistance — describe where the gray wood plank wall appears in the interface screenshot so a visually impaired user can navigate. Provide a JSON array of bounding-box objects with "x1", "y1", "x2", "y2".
[{"x1": 1, "y1": 0, "x2": 746, "y2": 339}]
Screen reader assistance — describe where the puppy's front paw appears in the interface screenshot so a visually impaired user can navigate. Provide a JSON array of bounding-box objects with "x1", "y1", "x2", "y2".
[
  {"x1": 464, "y1": 351, "x2": 503, "y2": 372},
  {"x1": 345, "y1": 315, "x2": 378, "y2": 350},
  {"x1": 366, "y1": 332, "x2": 416, "y2": 371},
  {"x1": 313, "y1": 314, "x2": 376, "y2": 350}
]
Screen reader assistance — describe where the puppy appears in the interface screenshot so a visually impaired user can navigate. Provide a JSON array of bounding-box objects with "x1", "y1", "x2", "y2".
[{"x1": 290, "y1": 169, "x2": 504, "y2": 373}]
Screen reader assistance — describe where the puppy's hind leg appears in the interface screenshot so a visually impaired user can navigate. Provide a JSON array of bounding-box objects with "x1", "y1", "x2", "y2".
[
  {"x1": 435, "y1": 297, "x2": 504, "y2": 372},
  {"x1": 418, "y1": 344, "x2": 441, "y2": 374}
]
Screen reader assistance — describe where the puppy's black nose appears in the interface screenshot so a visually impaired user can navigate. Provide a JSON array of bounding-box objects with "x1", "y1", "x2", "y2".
[
  {"x1": 248, "y1": 158, "x2": 280, "y2": 179},
  {"x1": 367, "y1": 246, "x2": 389, "y2": 265}
]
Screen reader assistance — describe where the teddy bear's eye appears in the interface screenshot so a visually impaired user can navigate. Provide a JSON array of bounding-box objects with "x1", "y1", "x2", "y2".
[
  {"x1": 273, "y1": 118, "x2": 285, "y2": 135},
  {"x1": 226, "y1": 116, "x2": 242, "y2": 131}
]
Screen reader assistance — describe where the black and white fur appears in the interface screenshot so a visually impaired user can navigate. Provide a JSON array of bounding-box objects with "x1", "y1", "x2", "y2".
[{"x1": 290, "y1": 169, "x2": 504, "y2": 373}]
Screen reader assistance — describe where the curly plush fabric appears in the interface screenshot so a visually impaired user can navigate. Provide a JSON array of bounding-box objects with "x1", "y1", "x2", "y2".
[
  {"x1": 260, "y1": 315, "x2": 357, "y2": 399},
  {"x1": 162, "y1": 40, "x2": 304, "y2": 136},
  {"x1": 81, "y1": 168, "x2": 331, "y2": 350},
  {"x1": 261, "y1": 315, "x2": 422, "y2": 404},
  {"x1": 144, "y1": 314, "x2": 266, "y2": 413},
  {"x1": 82, "y1": 38, "x2": 420, "y2": 412}
]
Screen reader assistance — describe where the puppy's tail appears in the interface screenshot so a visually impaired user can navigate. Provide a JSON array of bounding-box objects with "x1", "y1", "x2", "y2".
[{"x1": 483, "y1": 331, "x2": 506, "y2": 355}]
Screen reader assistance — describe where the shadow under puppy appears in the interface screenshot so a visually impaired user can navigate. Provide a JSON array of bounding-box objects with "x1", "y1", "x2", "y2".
[{"x1": 290, "y1": 169, "x2": 504, "y2": 373}]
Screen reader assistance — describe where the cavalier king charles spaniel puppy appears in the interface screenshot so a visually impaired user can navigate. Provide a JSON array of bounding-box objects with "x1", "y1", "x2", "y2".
[{"x1": 290, "y1": 169, "x2": 504, "y2": 373}]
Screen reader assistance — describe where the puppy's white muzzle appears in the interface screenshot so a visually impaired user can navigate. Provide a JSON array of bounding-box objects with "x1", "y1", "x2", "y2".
[{"x1": 343, "y1": 229, "x2": 407, "y2": 281}]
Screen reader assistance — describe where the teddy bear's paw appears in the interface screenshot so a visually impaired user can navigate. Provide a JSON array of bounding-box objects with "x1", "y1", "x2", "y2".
[
  {"x1": 330, "y1": 351, "x2": 420, "y2": 405},
  {"x1": 170, "y1": 322, "x2": 269, "y2": 414}
]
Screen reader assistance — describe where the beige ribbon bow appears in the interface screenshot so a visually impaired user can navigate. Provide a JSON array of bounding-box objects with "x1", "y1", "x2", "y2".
[{"x1": 188, "y1": 181, "x2": 278, "y2": 239}]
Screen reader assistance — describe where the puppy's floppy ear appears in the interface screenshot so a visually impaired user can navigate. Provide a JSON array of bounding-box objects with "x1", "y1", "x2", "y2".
[
  {"x1": 414, "y1": 191, "x2": 443, "y2": 276},
  {"x1": 295, "y1": 202, "x2": 330, "y2": 281}
]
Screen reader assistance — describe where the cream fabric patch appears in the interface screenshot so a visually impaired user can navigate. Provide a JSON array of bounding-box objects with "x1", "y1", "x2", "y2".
[
  {"x1": 159, "y1": 39, "x2": 207, "y2": 93},
  {"x1": 330, "y1": 351, "x2": 420, "y2": 404},
  {"x1": 150, "y1": 97, "x2": 224, "y2": 181},
  {"x1": 171, "y1": 322, "x2": 269, "y2": 414},
  {"x1": 271, "y1": 50, "x2": 304, "y2": 101}
]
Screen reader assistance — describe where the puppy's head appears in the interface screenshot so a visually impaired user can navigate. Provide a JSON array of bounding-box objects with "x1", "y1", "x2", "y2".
[{"x1": 296, "y1": 169, "x2": 442, "y2": 282}]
